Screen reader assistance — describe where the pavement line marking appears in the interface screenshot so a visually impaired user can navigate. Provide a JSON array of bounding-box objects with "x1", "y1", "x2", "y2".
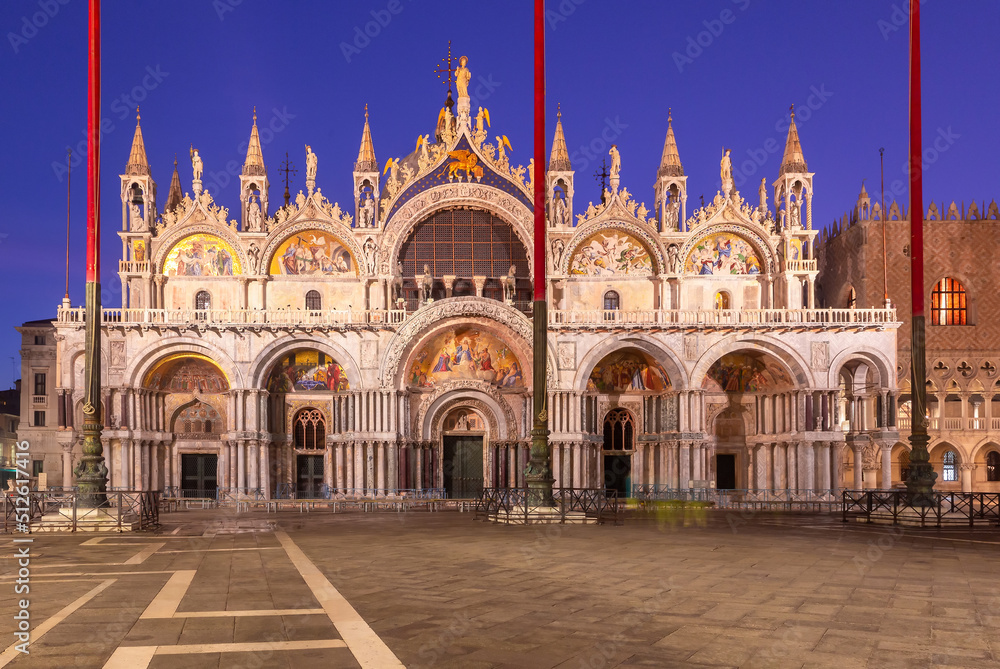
[
  {"x1": 104, "y1": 640, "x2": 348, "y2": 667},
  {"x1": 172, "y1": 608, "x2": 326, "y2": 618},
  {"x1": 276, "y1": 531, "x2": 404, "y2": 669},
  {"x1": 140, "y1": 570, "x2": 197, "y2": 619},
  {"x1": 158, "y1": 547, "x2": 283, "y2": 553},
  {"x1": 124, "y1": 542, "x2": 165, "y2": 565},
  {"x1": 0, "y1": 570, "x2": 178, "y2": 582},
  {"x1": 0, "y1": 578, "x2": 116, "y2": 667},
  {"x1": 170, "y1": 526, "x2": 182, "y2": 534}
]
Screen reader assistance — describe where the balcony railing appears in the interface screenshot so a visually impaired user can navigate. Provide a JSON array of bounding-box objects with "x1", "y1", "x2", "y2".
[
  {"x1": 119, "y1": 260, "x2": 150, "y2": 274},
  {"x1": 56, "y1": 306, "x2": 898, "y2": 329},
  {"x1": 31, "y1": 395, "x2": 45, "y2": 405},
  {"x1": 897, "y1": 416, "x2": 1000, "y2": 432},
  {"x1": 785, "y1": 259, "x2": 818, "y2": 272}
]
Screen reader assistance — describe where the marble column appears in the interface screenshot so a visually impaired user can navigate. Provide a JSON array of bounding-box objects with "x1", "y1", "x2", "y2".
[
  {"x1": 880, "y1": 443, "x2": 892, "y2": 490},
  {"x1": 852, "y1": 445, "x2": 863, "y2": 490},
  {"x1": 61, "y1": 443, "x2": 73, "y2": 488},
  {"x1": 960, "y1": 464, "x2": 974, "y2": 493}
]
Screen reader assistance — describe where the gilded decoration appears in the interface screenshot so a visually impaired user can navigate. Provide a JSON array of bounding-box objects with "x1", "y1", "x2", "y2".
[
  {"x1": 144, "y1": 354, "x2": 230, "y2": 392},
  {"x1": 409, "y1": 327, "x2": 523, "y2": 389},
  {"x1": 269, "y1": 230, "x2": 356, "y2": 276},
  {"x1": 163, "y1": 234, "x2": 242, "y2": 277},
  {"x1": 569, "y1": 231, "x2": 653, "y2": 276},
  {"x1": 685, "y1": 232, "x2": 762, "y2": 275},
  {"x1": 132, "y1": 240, "x2": 146, "y2": 263},
  {"x1": 587, "y1": 350, "x2": 670, "y2": 393},
  {"x1": 267, "y1": 349, "x2": 350, "y2": 393},
  {"x1": 703, "y1": 353, "x2": 793, "y2": 393}
]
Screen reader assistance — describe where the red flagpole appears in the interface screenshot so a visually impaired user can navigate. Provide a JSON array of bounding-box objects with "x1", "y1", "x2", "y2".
[
  {"x1": 87, "y1": 0, "x2": 100, "y2": 284},
  {"x1": 526, "y1": 0, "x2": 553, "y2": 504},
  {"x1": 905, "y1": 0, "x2": 935, "y2": 500}
]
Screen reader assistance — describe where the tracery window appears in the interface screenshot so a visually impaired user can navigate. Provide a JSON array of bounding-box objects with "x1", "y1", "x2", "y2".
[
  {"x1": 931, "y1": 277, "x2": 967, "y2": 325},
  {"x1": 305, "y1": 290, "x2": 322, "y2": 310},
  {"x1": 293, "y1": 408, "x2": 326, "y2": 450},
  {"x1": 987, "y1": 451, "x2": 1000, "y2": 482},
  {"x1": 174, "y1": 403, "x2": 222, "y2": 435},
  {"x1": 195, "y1": 290, "x2": 212, "y2": 311},
  {"x1": 942, "y1": 449, "x2": 958, "y2": 482},
  {"x1": 602, "y1": 409, "x2": 634, "y2": 451},
  {"x1": 603, "y1": 291, "x2": 620, "y2": 311}
]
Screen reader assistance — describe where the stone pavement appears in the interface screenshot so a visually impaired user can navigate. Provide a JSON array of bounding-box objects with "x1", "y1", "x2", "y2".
[{"x1": 1, "y1": 508, "x2": 999, "y2": 668}]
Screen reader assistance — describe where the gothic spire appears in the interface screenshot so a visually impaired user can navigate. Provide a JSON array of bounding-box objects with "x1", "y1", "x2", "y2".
[
  {"x1": 355, "y1": 105, "x2": 377, "y2": 171},
  {"x1": 242, "y1": 107, "x2": 266, "y2": 177},
  {"x1": 166, "y1": 156, "x2": 182, "y2": 212},
  {"x1": 125, "y1": 107, "x2": 150, "y2": 176},
  {"x1": 657, "y1": 108, "x2": 684, "y2": 177},
  {"x1": 548, "y1": 104, "x2": 571, "y2": 171},
  {"x1": 779, "y1": 105, "x2": 808, "y2": 176}
]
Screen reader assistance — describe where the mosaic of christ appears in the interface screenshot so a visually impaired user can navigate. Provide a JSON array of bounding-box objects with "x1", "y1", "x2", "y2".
[
  {"x1": 685, "y1": 232, "x2": 762, "y2": 275},
  {"x1": 269, "y1": 231, "x2": 355, "y2": 276},
  {"x1": 409, "y1": 328, "x2": 523, "y2": 389},
  {"x1": 586, "y1": 350, "x2": 670, "y2": 393},
  {"x1": 703, "y1": 353, "x2": 793, "y2": 393}
]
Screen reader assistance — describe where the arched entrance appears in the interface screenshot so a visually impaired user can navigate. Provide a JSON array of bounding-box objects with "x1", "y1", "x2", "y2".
[
  {"x1": 441, "y1": 408, "x2": 486, "y2": 499},
  {"x1": 293, "y1": 408, "x2": 326, "y2": 498},
  {"x1": 713, "y1": 407, "x2": 745, "y2": 489},
  {"x1": 603, "y1": 408, "x2": 635, "y2": 495}
]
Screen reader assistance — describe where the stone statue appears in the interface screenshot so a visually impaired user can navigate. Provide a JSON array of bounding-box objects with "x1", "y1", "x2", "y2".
[
  {"x1": 665, "y1": 200, "x2": 679, "y2": 229},
  {"x1": 720, "y1": 148, "x2": 732, "y2": 189},
  {"x1": 295, "y1": 190, "x2": 306, "y2": 209},
  {"x1": 609, "y1": 145, "x2": 621, "y2": 180},
  {"x1": 502, "y1": 265, "x2": 517, "y2": 304},
  {"x1": 130, "y1": 202, "x2": 143, "y2": 230},
  {"x1": 455, "y1": 55, "x2": 471, "y2": 99},
  {"x1": 358, "y1": 193, "x2": 374, "y2": 228},
  {"x1": 190, "y1": 146, "x2": 203, "y2": 181},
  {"x1": 305, "y1": 145, "x2": 317, "y2": 180},
  {"x1": 420, "y1": 264, "x2": 433, "y2": 303},
  {"x1": 475, "y1": 106, "x2": 490, "y2": 135},
  {"x1": 790, "y1": 200, "x2": 801, "y2": 228},
  {"x1": 363, "y1": 237, "x2": 378, "y2": 275},
  {"x1": 759, "y1": 177, "x2": 768, "y2": 213},
  {"x1": 551, "y1": 238, "x2": 565, "y2": 269},
  {"x1": 495, "y1": 135, "x2": 511, "y2": 173},
  {"x1": 247, "y1": 198, "x2": 262, "y2": 232},
  {"x1": 667, "y1": 243, "x2": 680, "y2": 274},
  {"x1": 247, "y1": 242, "x2": 260, "y2": 274},
  {"x1": 391, "y1": 260, "x2": 404, "y2": 303},
  {"x1": 552, "y1": 191, "x2": 567, "y2": 227}
]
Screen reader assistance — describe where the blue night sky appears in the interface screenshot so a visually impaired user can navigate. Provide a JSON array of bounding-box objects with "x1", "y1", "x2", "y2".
[{"x1": 1, "y1": 0, "x2": 997, "y2": 384}]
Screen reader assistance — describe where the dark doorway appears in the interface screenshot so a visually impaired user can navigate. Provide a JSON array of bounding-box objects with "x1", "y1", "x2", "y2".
[
  {"x1": 604, "y1": 454, "x2": 631, "y2": 497},
  {"x1": 716, "y1": 453, "x2": 737, "y2": 490},
  {"x1": 442, "y1": 436, "x2": 484, "y2": 499},
  {"x1": 181, "y1": 453, "x2": 217, "y2": 498},
  {"x1": 297, "y1": 454, "x2": 324, "y2": 498}
]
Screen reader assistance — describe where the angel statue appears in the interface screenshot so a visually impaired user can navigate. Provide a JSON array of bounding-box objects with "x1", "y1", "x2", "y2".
[
  {"x1": 495, "y1": 135, "x2": 512, "y2": 172},
  {"x1": 475, "y1": 107, "x2": 491, "y2": 135},
  {"x1": 190, "y1": 146, "x2": 203, "y2": 181}
]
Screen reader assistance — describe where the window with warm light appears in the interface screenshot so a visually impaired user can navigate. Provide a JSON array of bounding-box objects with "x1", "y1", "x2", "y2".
[{"x1": 931, "y1": 277, "x2": 967, "y2": 325}]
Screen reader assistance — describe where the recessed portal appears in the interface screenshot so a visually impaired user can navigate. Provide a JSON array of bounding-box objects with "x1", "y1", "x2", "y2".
[
  {"x1": 297, "y1": 454, "x2": 324, "y2": 498},
  {"x1": 443, "y1": 435, "x2": 484, "y2": 499},
  {"x1": 181, "y1": 453, "x2": 217, "y2": 498},
  {"x1": 716, "y1": 453, "x2": 737, "y2": 490}
]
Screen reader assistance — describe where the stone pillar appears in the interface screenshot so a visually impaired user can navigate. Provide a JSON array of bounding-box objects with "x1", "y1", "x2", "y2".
[
  {"x1": 799, "y1": 442, "x2": 815, "y2": 490},
  {"x1": 261, "y1": 443, "x2": 271, "y2": 499},
  {"x1": 960, "y1": 464, "x2": 974, "y2": 493},
  {"x1": 880, "y1": 443, "x2": 892, "y2": 489},
  {"x1": 248, "y1": 440, "x2": 259, "y2": 492},
  {"x1": 786, "y1": 442, "x2": 797, "y2": 490},
  {"x1": 852, "y1": 444, "x2": 863, "y2": 490},
  {"x1": 633, "y1": 443, "x2": 644, "y2": 491},
  {"x1": 355, "y1": 442, "x2": 365, "y2": 492},
  {"x1": 237, "y1": 441, "x2": 246, "y2": 492},
  {"x1": 818, "y1": 441, "x2": 831, "y2": 495},
  {"x1": 61, "y1": 443, "x2": 73, "y2": 488},
  {"x1": 667, "y1": 441, "x2": 678, "y2": 488},
  {"x1": 679, "y1": 441, "x2": 690, "y2": 488}
]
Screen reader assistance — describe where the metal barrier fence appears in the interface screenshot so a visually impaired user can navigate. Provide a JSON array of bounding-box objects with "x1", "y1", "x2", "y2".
[
  {"x1": 842, "y1": 490, "x2": 1000, "y2": 527},
  {"x1": 632, "y1": 486, "x2": 840, "y2": 510},
  {"x1": 272, "y1": 485, "x2": 447, "y2": 500},
  {"x1": 475, "y1": 487, "x2": 622, "y2": 525},
  {"x1": 2, "y1": 490, "x2": 160, "y2": 532}
]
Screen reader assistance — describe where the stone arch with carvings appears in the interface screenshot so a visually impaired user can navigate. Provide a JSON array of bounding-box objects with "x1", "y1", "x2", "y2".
[
  {"x1": 420, "y1": 387, "x2": 510, "y2": 441},
  {"x1": 258, "y1": 220, "x2": 364, "y2": 279},
  {"x1": 153, "y1": 223, "x2": 247, "y2": 276},
  {"x1": 560, "y1": 219, "x2": 666, "y2": 276},
  {"x1": 678, "y1": 223, "x2": 776, "y2": 277},
  {"x1": 247, "y1": 335, "x2": 363, "y2": 391}
]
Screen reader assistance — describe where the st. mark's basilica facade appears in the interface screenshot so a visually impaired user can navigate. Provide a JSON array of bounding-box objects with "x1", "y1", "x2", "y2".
[{"x1": 17, "y1": 57, "x2": 901, "y2": 500}]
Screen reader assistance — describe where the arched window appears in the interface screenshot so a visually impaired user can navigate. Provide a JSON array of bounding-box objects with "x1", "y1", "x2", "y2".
[
  {"x1": 603, "y1": 291, "x2": 620, "y2": 311},
  {"x1": 942, "y1": 449, "x2": 958, "y2": 481},
  {"x1": 898, "y1": 450, "x2": 911, "y2": 482},
  {"x1": 293, "y1": 408, "x2": 326, "y2": 450},
  {"x1": 847, "y1": 286, "x2": 857, "y2": 309},
  {"x1": 987, "y1": 451, "x2": 1000, "y2": 482},
  {"x1": 305, "y1": 290, "x2": 322, "y2": 310},
  {"x1": 602, "y1": 409, "x2": 634, "y2": 451},
  {"x1": 195, "y1": 290, "x2": 212, "y2": 310},
  {"x1": 931, "y1": 277, "x2": 967, "y2": 325},
  {"x1": 714, "y1": 291, "x2": 730, "y2": 310}
]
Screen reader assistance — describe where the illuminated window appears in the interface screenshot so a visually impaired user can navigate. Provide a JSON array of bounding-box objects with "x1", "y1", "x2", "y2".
[
  {"x1": 942, "y1": 450, "x2": 958, "y2": 481},
  {"x1": 714, "y1": 291, "x2": 730, "y2": 310},
  {"x1": 931, "y1": 277, "x2": 967, "y2": 325},
  {"x1": 294, "y1": 408, "x2": 326, "y2": 450},
  {"x1": 987, "y1": 451, "x2": 1000, "y2": 482}
]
